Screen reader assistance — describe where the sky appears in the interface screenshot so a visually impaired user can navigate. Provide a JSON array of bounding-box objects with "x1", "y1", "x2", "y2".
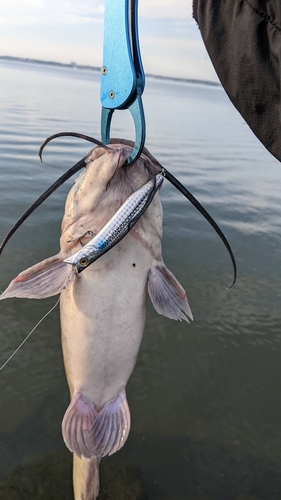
[{"x1": 0, "y1": 0, "x2": 219, "y2": 82}]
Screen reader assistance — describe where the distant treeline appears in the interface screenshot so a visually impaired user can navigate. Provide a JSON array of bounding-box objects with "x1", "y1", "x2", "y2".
[{"x1": 0, "y1": 55, "x2": 220, "y2": 87}]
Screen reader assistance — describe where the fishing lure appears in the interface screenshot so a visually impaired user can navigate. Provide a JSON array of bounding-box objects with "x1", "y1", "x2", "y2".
[{"x1": 64, "y1": 173, "x2": 164, "y2": 273}]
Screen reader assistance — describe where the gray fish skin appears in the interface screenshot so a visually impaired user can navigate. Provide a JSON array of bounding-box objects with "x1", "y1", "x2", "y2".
[{"x1": 0, "y1": 144, "x2": 193, "y2": 499}]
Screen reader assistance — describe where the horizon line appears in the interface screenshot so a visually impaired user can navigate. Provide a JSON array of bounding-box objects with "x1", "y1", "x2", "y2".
[{"x1": 0, "y1": 55, "x2": 221, "y2": 88}]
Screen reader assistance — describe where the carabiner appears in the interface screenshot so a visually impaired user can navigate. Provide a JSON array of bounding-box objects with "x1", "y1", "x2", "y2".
[{"x1": 100, "y1": 0, "x2": 145, "y2": 165}]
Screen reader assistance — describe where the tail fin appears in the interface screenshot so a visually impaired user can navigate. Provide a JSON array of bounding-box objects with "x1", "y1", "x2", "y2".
[
  {"x1": 62, "y1": 391, "x2": 131, "y2": 459},
  {"x1": 73, "y1": 454, "x2": 100, "y2": 500}
]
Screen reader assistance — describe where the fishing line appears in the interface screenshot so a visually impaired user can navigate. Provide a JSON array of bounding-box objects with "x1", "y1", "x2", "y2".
[{"x1": 0, "y1": 297, "x2": 60, "y2": 371}]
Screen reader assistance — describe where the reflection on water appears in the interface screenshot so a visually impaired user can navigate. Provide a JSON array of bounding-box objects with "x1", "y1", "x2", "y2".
[{"x1": 0, "y1": 59, "x2": 281, "y2": 499}]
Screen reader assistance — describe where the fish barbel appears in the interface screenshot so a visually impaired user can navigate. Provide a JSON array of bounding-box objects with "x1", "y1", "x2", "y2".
[{"x1": 0, "y1": 143, "x2": 193, "y2": 499}]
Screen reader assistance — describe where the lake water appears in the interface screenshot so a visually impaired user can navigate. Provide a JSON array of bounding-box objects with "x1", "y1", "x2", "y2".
[{"x1": 0, "y1": 59, "x2": 281, "y2": 500}]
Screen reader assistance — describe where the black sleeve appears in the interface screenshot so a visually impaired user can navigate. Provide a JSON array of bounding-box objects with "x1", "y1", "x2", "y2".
[{"x1": 193, "y1": 0, "x2": 281, "y2": 162}]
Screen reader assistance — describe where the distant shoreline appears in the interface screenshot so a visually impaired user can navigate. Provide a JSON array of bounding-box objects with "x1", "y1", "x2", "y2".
[{"x1": 0, "y1": 55, "x2": 220, "y2": 88}]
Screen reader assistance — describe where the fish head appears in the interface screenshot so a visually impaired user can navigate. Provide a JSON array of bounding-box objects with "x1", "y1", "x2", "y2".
[{"x1": 60, "y1": 143, "x2": 162, "y2": 256}]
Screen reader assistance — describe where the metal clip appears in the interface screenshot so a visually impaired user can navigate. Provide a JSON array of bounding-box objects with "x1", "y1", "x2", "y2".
[{"x1": 100, "y1": 0, "x2": 145, "y2": 165}]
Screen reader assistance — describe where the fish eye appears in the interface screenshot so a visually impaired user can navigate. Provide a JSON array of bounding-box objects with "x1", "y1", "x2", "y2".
[{"x1": 80, "y1": 258, "x2": 89, "y2": 267}]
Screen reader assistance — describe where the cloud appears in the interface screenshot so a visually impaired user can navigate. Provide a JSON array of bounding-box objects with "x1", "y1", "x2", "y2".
[
  {"x1": 0, "y1": 0, "x2": 217, "y2": 81},
  {"x1": 3, "y1": 0, "x2": 44, "y2": 6},
  {"x1": 141, "y1": 35, "x2": 217, "y2": 81},
  {"x1": 1, "y1": 0, "x2": 193, "y2": 26},
  {"x1": 143, "y1": 36, "x2": 198, "y2": 50},
  {"x1": 140, "y1": 0, "x2": 193, "y2": 19},
  {"x1": 0, "y1": 0, "x2": 104, "y2": 26}
]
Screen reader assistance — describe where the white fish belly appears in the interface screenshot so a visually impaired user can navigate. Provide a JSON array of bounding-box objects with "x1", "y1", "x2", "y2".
[{"x1": 60, "y1": 233, "x2": 153, "y2": 409}]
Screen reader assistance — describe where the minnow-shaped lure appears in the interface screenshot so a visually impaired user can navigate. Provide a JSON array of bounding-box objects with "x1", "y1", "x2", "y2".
[{"x1": 64, "y1": 173, "x2": 164, "y2": 273}]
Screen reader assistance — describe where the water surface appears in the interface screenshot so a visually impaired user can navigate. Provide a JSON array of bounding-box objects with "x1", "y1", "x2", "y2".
[{"x1": 0, "y1": 59, "x2": 281, "y2": 499}]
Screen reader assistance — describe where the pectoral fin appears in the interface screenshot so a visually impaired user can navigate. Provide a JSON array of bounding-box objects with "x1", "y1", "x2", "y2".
[
  {"x1": 147, "y1": 263, "x2": 193, "y2": 322},
  {"x1": 0, "y1": 255, "x2": 76, "y2": 300}
]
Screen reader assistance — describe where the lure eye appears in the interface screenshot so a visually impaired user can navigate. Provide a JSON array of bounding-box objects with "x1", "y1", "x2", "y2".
[{"x1": 80, "y1": 258, "x2": 89, "y2": 267}]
